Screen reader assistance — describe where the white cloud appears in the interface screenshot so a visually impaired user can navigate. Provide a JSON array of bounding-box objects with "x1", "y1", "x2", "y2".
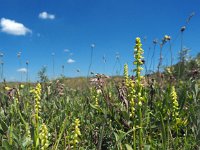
[
  {"x1": 39, "y1": 12, "x2": 55, "y2": 20},
  {"x1": 17, "y1": 68, "x2": 27, "y2": 73},
  {"x1": 64, "y1": 49, "x2": 69, "y2": 52},
  {"x1": 0, "y1": 18, "x2": 31, "y2": 36},
  {"x1": 67, "y1": 58, "x2": 75, "y2": 64}
]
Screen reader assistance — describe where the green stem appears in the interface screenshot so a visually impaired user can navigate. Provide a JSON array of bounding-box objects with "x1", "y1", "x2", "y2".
[
  {"x1": 160, "y1": 113, "x2": 166, "y2": 150},
  {"x1": 133, "y1": 122, "x2": 136, "y2": 150},
  {"x1": 52, "y1": 117, "x2": 68, "y2": 150},
  {"x1": 139, "y1": 108, "x2": 143, "y2": 150}
]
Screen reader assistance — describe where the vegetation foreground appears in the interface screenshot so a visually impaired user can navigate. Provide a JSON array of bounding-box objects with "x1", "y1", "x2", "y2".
[{"x1": 0, "y1": 37, "x2": 200, "y2": 150}]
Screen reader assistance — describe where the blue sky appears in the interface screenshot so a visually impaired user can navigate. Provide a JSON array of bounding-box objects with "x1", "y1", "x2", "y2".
[{"x1": 0, "y1": 0, "x2": 200, "y2": 81}]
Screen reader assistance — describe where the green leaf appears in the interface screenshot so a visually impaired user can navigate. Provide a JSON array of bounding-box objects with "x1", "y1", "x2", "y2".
[
  {"x1": 2, "y1": 140, "x2": 13, "y2": 150},
  {"x1": 114, "y1": 129, "x2": 134, "y2": 148},
  {"x1": 125, "y1": 144, "x2": 133, "y2": 150},
  {"x1": 89, "y1": 103, "x2": 102, "y2": 112},
  {"x1": 97, "y1": 124, "x2": 105, "y2": 150},
  {"x1": 113, "y1": 132, "x2": 119, "y2": 142},
  {"x1": 144, "y1": 145, "x2": 151, "y2": 150},
  {"x1": 22, "y1": 137, "x2": 32, "y2": 148},
  {"x1": 52, "y1": 116, "x2": 68, "y2": 150},
  {"x1": 0, "y1": 118, "x2": 8, "y2": 132},
  {"x1": 160, "y1": 112, "x2": 166, "y2": 150},
  {"x1": 0, "y1": 126, "x2": 5, "y2": 134}
]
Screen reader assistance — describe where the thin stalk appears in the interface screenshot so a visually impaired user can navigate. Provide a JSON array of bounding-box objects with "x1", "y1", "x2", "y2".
[
  {"x1": 169, "y1": 40, "x2": 173, "y2": 68},
  {"x1": 52, "y1": 53, "x2": 55, "y2": 79},
  {"x1": 97, "y1": 124, "x2": 105, "y2": 150},
  {"x1": 87, "y1": 45, "x2": 94, "y2": 79},
  {"x1": 112, "y1": 53, "x2": 121, "y2": 75},
  {"x1": 1, "y1": 62, "x2": 4, "y2": 80},
  {"x1": 178, "y1": 32, "x2": 183, "y2": 80},
  {"x1": 34, "y1": 105, "x2": 39, "y2": 149},
  {"x1": 150, "y1": 42, "x2": 157, "y2": 73},
  {"x1": 160, "y1": 112, "x2": 166, "y2": 150},
  {"x1": 117, "y1": 58, "x2": 122, "y2": 75},
  {"x1": 19, "y1": 57, "x2": 22, "y2": 82},
  {"x1": 103, "y1": 55, "x2": 106, "y2": 74},
  {"x1": 133, "y1": 122, "x2": 136, "y2": 150},
  {"x1": 62, "y1": 65, "x2": 64, "y2": 76},
  {"x1": 145, "y1": 47, "x2": 151, "y2": 74},
  {"x1": 167, "y1": 116, "x2": 170, "y2": 149},
  {"x1": 0, "y1": 53, "x2": 3, "y2": 81},
  {"x1": 158, "y1": 45, "x2": 163, "y2": 74},
  {"x1": 112, "y1": 59, "x2": 117, "y2": 75},
  {"x1": 52, "y1": 117, "x2": 68, "y2": 150},
  {"x1": 139, "y1": 108, "x2": 143, "y2": 150},
  {"x1": 26, "y1": 63, "x2": 29, "y2": 82}
]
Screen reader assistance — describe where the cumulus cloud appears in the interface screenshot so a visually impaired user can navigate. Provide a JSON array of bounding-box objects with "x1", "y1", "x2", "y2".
[
  {"x1": 67, "y1": 58, "x2": 75, "y2": 64},
  {"x1": 39, "y1": 12, "x2": 55, "y2": 20},
  {"x1": 0, "y1": 18, "x2": 31, "y2": 36},
  {"x1": 17, "y1": 68, "x2": 27, "y2": 73}
]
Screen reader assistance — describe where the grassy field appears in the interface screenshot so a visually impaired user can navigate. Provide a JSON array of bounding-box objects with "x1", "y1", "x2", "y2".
[{"x1": 0, "y1": 38, "x2": 200, "y2": 150}]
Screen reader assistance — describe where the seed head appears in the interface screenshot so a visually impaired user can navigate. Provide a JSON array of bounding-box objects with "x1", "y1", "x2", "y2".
[
  {"x1": 153, "y1": 39, "x2": 158, "y2": 44},
  {"x1": 91, "y1": 44, "x2": 95, "y2": 48},
  {"x1": 181, "y1": 26, "x2": 186, "y2": 32}
]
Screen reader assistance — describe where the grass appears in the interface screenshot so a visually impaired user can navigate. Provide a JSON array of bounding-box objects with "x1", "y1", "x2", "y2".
[{"x1": 0, "y1": 38, "x2": 200, "y2": 150}]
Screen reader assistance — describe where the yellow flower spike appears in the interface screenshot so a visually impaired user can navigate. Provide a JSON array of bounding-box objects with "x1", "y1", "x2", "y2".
[
  {"x1": 171, "y1": 86, "x2": 178, "y2": 108},
  {"x1": 40, "y1": 123, "x2": 49, "y2": 150},
  {"x1": 138, "y1": 101, "x2": 142, "y2": 106},
  {"x1": 170, "y1": 86, "x2": 180, "y2": 126},
  {"x1": 133, "y1": 37, "x2": 145, "y2": 149},
  {"x1": 128, "y1": 79, "x2": 136, "y2": 117},
  {"x1": 124, "y1": 63, "x2": 137, "y2": 117},
  {"x1": 20, "y1": 84, "x2": 24, "y2": 89},
  {"x1": 14, "y1": 97, "x2": 19, "y2": 104},
  {"x1": 166, "y1": 67, "x2": 172, "y2": 74},
  {"x1": 91, "y1": 88, "x2": 100, "y2": 107},
  {"x1": 30, "y1": 83, "x2": 42, "y2": 131},
  {"x1": 124, "y1": 64, "x2": 129, "y2": 87},
  {"x1": 133, "y1": 37, "x2": 145, "y2": 105},
  {"x1": 5, "y1": 86, "x2": 11, "y2": 91},
  {"x1": 71, "y1": 118, "x2": 81, "y2": 148},
  {"x1": 29, "y1": 89, "x2": 34, "y2": 93}
]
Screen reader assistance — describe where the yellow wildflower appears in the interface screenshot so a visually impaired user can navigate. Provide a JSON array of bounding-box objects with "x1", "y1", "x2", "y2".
[
  {"x1": 40, "y1": 123, "x2": 49, "y2": 150},
  {"x1": 5, "y1": 86, "x2": 11, "y2": 91},
  {"x1": 71, "y1": 118, "x2": 81, "y2": 148}
]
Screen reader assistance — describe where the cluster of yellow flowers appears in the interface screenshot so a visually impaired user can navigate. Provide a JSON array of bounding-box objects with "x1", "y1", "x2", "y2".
[
  {"x1": 134, "y1": 37, "x2": 144, "y2": 106},
  {"x1": 40, "y1": 123, "x2": 49, "y2": 150},
  {"x1": 170, "y1": 86, "x2": 188, "y2": 127},
  {"x1": 124, "y1": 64, "x2": 129, "y2": 87},
  {"x1": 4, "y1": 85, "x2": 21, "y2": 103},
  {"x1": 124, "y1": 64, "x2": 136, "y2": 117},
  {"x1": 25, "y1": 124, "x2": 31, "y2": 149},
  {"x1": 16, "y1": 84, "x2": 25, "y2": 103},
  {"x1": 71, "y1": 118, "x2": 81, "y2": 147},
  {"x1": 91, "y1": 88, "x2": 100, "y2": 107},
  {"x1": 129, "y1": 80, "x2": 136, "y2": 117},
  {"x1": 134, "y1": 37, "x2": 144, "y2": 76},
  {"x1": 5, "y1": 86, "x2": 11, "y2": 91},
  {"x1": 30, "y1": 83, "x2": 42, "y2": 121},
  {"x1": 123, "y1": 37, "x2": 145, "y2": 117},
  {"x1": 171, "y1": 86, "x2": 179, "y2": 118},
  {"x1": 165, "y1": 67, "x2": 172, "y2": 75}
]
